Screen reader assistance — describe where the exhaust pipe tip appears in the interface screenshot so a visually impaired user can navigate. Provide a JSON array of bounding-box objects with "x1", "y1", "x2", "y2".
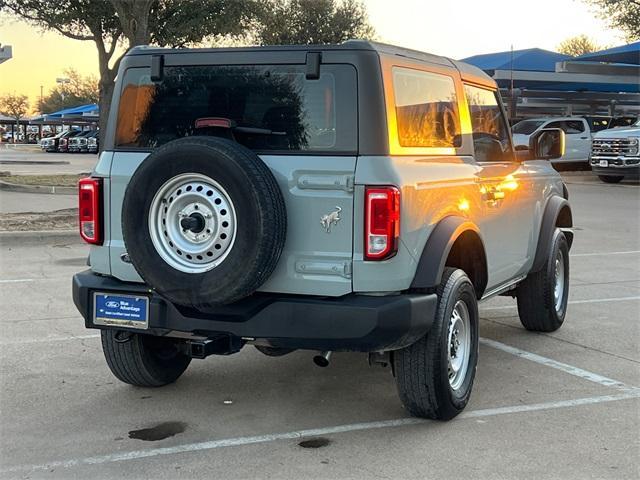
[{"x1": 313, "y1": 351, "x2": 331, "y2": 367}]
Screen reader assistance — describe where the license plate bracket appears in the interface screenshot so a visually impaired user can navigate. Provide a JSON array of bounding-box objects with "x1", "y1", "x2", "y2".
[{"x1": 93, "y1": 292, "x2": 149, "y2": 329}]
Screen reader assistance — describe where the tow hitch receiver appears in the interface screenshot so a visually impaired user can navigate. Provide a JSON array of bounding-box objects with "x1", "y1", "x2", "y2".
[{"x1": 188, "y1": 335, "x2": 243, "y2": 359}]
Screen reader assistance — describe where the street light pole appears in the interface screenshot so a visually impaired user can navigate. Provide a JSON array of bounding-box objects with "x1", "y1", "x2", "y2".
[{"x1": 56, "y1": 77, "x2": 70, "y2": 102}]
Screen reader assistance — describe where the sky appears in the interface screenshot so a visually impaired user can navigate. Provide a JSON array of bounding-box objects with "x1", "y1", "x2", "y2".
[{"x1": 0, "y1": 0, "x2": 626, "y2": 111}]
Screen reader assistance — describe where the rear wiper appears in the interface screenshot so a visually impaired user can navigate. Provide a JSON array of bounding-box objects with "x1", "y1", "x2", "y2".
[{"x1": 233, "y1": 126, "x2": 286, "y2": 136}]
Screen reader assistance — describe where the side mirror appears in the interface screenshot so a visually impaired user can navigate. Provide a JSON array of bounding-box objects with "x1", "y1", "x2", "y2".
[{"x1": 529, "y1": 128, "x2": 565, "y2": 160}]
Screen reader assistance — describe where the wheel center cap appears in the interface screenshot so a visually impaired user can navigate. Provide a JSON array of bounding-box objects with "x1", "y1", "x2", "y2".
[{"x1": 180, "y1": 212, "x2": 206, "y2": 233}]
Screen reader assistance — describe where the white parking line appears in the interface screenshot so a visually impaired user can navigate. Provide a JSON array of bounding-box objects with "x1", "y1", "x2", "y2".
[
  {"x1": 0, "y1": 278, "x2": 34, "y2": 284},
  {"x1": 482, "y1": 296, "x2": 640, "y2": 311},
  {"x1": 572, "y1": 250, "x2": 640, "y2": 257},
  {"x1": 479, "y1": 337, "x2": 635, "y2": 391},
  {"x1": 0, "y1": 334, "x2": 100, "y2": 346},
  {"x1": 2, "y1": 391, "x2": 638, "y2": 474}
]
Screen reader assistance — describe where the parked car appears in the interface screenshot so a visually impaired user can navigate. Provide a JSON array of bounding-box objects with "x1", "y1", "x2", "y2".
[
  {"x1": 86, "y1": 131, "x2": 99, "y2": 153},
  {"x1": 41, "y1": 131, "x2": 66, "y2": 152},
  {"x1": 72, "y1": 41, "x2": 572, "y2": 421},
  {"x1": 590, "y1": 118, "x2": 640, "y2": 183},
  {"x1": 57, "y1": 130, "x2": 82, "y2": 152},
  {"x1": 68, "y1": 130, "x2": 96, "y2": 153},
  {"x1": 512, "y1": 117, "x2": 591, "y2": 164},
  {"x1": 1, "y1": 131, "x2": 24, "y2": 142}
]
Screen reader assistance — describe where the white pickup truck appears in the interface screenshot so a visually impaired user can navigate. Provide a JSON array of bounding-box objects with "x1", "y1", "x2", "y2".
[
  {"x1": 512, "y1": 117, "x2": 592, "y2": 165},
  {"x1": 590, "y1": 119, "x2": 640, "y2": 183}
]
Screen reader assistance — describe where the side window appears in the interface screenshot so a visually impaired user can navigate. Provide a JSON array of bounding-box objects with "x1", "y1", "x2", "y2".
[
  {"x1": 546, "y1": 121, "x2": 564, "y2": 131},
  {"x1": 464, "y1": 84, "x2": 513, "y2": 162},
  {"x1": 565, "y1": 120, "x2": 585, "y2": 134},
  {"x1": 392, "y1": 67, "x2": 461, "y2": 148}
]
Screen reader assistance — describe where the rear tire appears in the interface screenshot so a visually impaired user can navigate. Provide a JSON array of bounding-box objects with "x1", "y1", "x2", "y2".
[
  {"x1": 101, "y1": 330, "x2": 191, "y2": 387},
  {"x1": 598, "y1": 175, "x2": 623, "y2": 183},
  {"x1": 516, "y1": 229, "x2": 569, "y2": 332},
  {"x1": 393, "y1": 268, "x2": 479, "y2": 420}
]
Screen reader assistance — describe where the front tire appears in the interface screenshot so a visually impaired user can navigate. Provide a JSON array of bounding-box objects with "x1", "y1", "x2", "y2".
[
  {"x1": 516, "y1": 229, "x2": 569, "y2": 332},
  {"x1": 598, "y1": 175, "x2": 623, "y2": 184},
  {"x1": 393, "y1": 268, "x2": 479, "y2": 420},
  {"x1": 101, "y1": 331, "x2": 191, "y2": 387}
]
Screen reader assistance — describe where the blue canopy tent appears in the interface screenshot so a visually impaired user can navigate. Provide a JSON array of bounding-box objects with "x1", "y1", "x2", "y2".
[
  {"x1": 462, "y1": 44, "x2": 640, "y2": 118},
  {"x1": 462, "y1": 48, "x2": 571, "y2": 73},
  {"x1": 30, "y1": 103, "x2": 99, "y2": 125},
  {"x1": 575, "y1": 41, "x2": 640, "y2": 65}
]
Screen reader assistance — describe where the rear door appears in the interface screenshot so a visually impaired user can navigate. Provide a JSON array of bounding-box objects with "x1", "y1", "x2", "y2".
[{"x1": 108, "y1": 60, "x2": 358, "y2": 297}]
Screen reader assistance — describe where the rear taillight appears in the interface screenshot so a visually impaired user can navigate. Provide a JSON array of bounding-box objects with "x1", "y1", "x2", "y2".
[
  {"x1": 365, "y1": 186, "x2": 400, "y2": 260},
  {"x1": 78, "y1": 178, "x2": 102, "y2": 244}
]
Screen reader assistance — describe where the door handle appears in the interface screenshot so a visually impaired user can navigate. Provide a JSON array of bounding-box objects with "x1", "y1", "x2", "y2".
[
  {"x1": 580, "y1": 136, "x2": 588, "y2": 139},
  {"x1": 485, "y1": 190, "x2": 505, "y2": 201},
  {"x1": 481, "y1": 186, "x2": 505, "y2": 202}
]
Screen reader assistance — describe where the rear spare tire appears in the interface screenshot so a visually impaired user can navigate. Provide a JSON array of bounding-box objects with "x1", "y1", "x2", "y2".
[{"x1": 122, "y1": 136, "x2": 286, "y2": 309}]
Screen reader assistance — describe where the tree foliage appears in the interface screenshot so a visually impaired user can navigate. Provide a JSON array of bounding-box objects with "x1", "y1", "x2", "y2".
[
  {"x1": 0, "y1": 93, "x2": 29, "y2": 122},
  {"x1": 557, "y1": 35, "x2": 603, "y2": 56},
  {"x1": 38, "y1": 69, "x2": 99, "y2": 114},
  {"x1": 0, "y1": 0, "x2": 376, "y2": 150},
  {"x1": 588, "y1": 0, "x2": 640, "y2": 41},
  {"x1": 257, "y1": 0, "x2": 375, "y2": 45},
  {"x1": 0, "y1": 94, "x2": 30, "y2": 141},
  {"x1": 0, "y1": 0, "x2": 259, "y2": 142}
]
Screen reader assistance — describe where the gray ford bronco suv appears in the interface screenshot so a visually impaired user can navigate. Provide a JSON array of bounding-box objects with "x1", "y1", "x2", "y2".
[{"x1": 73, "y1": 41, "x2": 573, "y2": 420}]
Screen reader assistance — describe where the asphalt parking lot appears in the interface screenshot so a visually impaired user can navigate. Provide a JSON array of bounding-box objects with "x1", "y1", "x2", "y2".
[{"x1": 0, "y1": 179, "x2": 638, "y2": 479}]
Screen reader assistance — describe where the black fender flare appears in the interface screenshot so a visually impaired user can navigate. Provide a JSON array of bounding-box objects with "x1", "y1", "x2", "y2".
[
  {"x1": 410, "y1": 216, "x2": 487, "y2": 296},
  {"x1": 531, "y1": 195, "x2": 573, "y2": 273}
]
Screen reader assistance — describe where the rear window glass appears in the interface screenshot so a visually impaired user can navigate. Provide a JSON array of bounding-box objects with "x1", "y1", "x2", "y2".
[
  {"x1": 392, "y1": 67, "x2": 461, "y2": 148},
  {"x1": 115, "y1": 65, "x2": 357, "y2": 152}
]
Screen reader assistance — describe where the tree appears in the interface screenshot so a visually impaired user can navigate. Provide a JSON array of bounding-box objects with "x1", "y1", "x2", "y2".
[
  {"x1": 257, "y1": 0, "x2": 375, "y2": 45},
  {"x1": 38, "y1": 69, "x2": 99, "y2": 114},
  {"x1": 0, "y1": 0, "x2": 260, "y2": 147},
  {"x1": 0, "y1": 0, "x2": 375, "y2": 150},
  {"x1": 588, "y1": 0, "x2": 640, "y2": 42},
  {"x1": 0, "y1": 1, "x2": 124, "y2": 142},
  {"x1": 0, "y1": 94, "x2": 29, "y2": 142},
  {"x1": 557, "y1": 35, "x2": 602, "y2": 56}
]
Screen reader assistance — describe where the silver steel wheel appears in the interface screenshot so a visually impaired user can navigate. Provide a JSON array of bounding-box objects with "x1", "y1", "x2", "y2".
[
  {"x1": 447, "y1": 300, "x2": 471, "y2": 391},
  {"x1": 554, "y1": 249, "x2": 565, "y2": 313},
  {"x1": 148, "y1": 173, "x2": 237, "y2": 273}
]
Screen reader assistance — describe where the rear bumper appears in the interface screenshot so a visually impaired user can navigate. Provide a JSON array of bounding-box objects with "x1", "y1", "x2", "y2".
[{"x1": 72, "y1": 270, "x2": 437, "y2": 352}]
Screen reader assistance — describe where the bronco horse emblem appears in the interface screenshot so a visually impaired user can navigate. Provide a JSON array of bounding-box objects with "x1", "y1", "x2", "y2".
[{"x1": 320, "y1": 206, "x2": 342, "y2": 233}]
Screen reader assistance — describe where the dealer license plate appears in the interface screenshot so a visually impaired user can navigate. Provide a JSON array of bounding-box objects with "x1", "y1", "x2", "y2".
[{"x1": 93, "y1": 293, "x2": 149, "y2": 329}]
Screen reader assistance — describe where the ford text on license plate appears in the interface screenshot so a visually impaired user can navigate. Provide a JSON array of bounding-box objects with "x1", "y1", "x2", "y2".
[{"x1": 94, "y1": 293, "x2": 149, "y2": 329}]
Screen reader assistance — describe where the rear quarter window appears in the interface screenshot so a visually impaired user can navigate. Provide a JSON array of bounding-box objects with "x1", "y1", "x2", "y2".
[
  {"x1": 391, "y1": 67, "x2": 461, "y2": 148},
  {"x1": 115, "y1": 64, "x2": 357, "y2": 153}
]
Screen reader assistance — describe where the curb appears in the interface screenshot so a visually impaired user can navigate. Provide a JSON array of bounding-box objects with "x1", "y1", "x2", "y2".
[
  {"x1": 0, "y1": 179, "x2": 76, "y2": 195},
  {"x1": 0, "y1": 229, "x2": 81, "y2": 247}
]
